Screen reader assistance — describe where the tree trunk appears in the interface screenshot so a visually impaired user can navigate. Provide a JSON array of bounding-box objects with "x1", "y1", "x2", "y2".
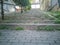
[
  {"x1": 21, "y1": 5, "x2": 23, "y2": 13},
  {"x1": 1, "y1": 0, "x2": 4, "y2": 20}
]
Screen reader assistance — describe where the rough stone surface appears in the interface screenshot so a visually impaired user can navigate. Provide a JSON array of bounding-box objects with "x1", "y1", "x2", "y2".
[{"x1": 0, "y1": 30, "x2": 60, "y2": 45}]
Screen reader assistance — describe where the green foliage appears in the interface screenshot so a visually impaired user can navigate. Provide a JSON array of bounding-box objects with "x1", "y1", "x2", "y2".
[
  {"x1": 13, "y1": 0, "x2": 20, "y2": 5},
  {"x1": 0, "y1": 25, "x2": 24, "y2": 30},
  {"x1": 54, "y1": 11, "x2": 60, "y2": 15},
  {"x1": 0, "y1": 25, "x2": 8, "y2": 29},
  {"x1": 50, "y1": 11, "x2": 60, "y2": 15},
  {"x1": 13, "y1": 0, "x2": 31, "y2": 7},
  {"x1": 37, "y1": 26, "x2": 54, "y2": 31},
  {"x1": 29, "y1": 0, "x2": 33, "y2": 3},
  {"x1": 24, "y1": 5, "x2": 31, "y2": 11},
  {"x1": 53, "y1": 11, "x2": 60, "y2": 19},
  {"x1": 21, "y1": 0, "x2": 30, "y2": 6},
  {"x1": 54, "y1": 14, "x2": 60, "y2": 19},
  {"x1": 53, "y1": 11, "x2": 60, "y2": 24},
  {"x1": 13, "y1": 0, "x2": 31, "y2": 12},
  {"x1": 50, "y1": 11, "x2": 60, "y2": 24},
  {"x1": 37, "y1": 25, "x2": 60, "y2": 31},
  {"x1": 55, "y1": 19, "x2": 60, "y2": 24},
  {"x1": 15, "y1": 27, "x2": 24, "y2": 30}
]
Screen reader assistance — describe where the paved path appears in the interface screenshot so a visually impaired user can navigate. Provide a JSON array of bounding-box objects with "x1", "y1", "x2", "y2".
[{"x1": 0, "y1": 30, "x2": 60, "y2": 45}]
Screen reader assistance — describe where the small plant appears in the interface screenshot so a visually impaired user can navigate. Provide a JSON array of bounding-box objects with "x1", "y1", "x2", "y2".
[
  {"x1": 50, "y1": 11, "x2": 60, "y2": 15},
  {"x1": 15, "y1": 27, "x2": 24, "y2": 30},
  {"x1": 0, "y1": 25, "x2": 8, "y2": 30},
  {"x1": 56, "y1": 28, "x2": 60, "y2": 31},
  {"x1": 49, "y1": 11, "x2": 60, "y2": 24},
  {"x1": 37, "y1": 25, "x2": 60, "y2": 31},
  {"x1": 44, "y1": 26, "x2": 54, "y2": 31},
  {"x1": 37, "y1": 26, "x2": 54, "y2": 31},
  {"x1": 54, "y1": 14, "x2": 60, "y2": 18},
  {"x1": 54, "y1": 20, "x2": 60, "y2": 24}
]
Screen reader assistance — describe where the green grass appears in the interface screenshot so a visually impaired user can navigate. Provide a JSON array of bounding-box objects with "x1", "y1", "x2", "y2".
[
  {"x1": 15, "y1": 27, "x2": 24, "y2": 30},
  {"x1": 37, "y1": 26, "x2": 60, "y2": 31},
  {"x1": 56, "y1": 28, "x2": 60, "y2": 31},
  {"x1": 54, "y1": 19, "x2": 60, "y2": 24},
  {"x1": 0, "y1": 25, "x2": 60, "y2": 31},
  {"x1": 45, "y1": 14, "x2": 55, "y2": 20},
  {"x1": 0, "y1": 25, "x2": 24, "y2": 30},
  {"x1": 50, "y1": 11, "x2": 60, "y2": 15},
  {"x1": 0, "y1": 25, "x2": 9, "y2": 30},
  {"x1": 53, "y1": 11, "x2": 60, "y2": 24},
  {"x1": 37, "y1": 26, "x2": 54, "y2": 31},
  {"x1": 48, "y1": 11, "x2": 60, "y2": 24}
]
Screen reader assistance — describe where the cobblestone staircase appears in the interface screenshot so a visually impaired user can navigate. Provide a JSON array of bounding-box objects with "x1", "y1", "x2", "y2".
[{"x1": 0, "y1": 9, "x2": 60, "y2": 30}]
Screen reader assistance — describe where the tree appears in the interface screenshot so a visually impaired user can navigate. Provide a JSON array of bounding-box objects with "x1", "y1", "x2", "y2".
[
  {"x1": 58, "y1": 0, "x2": 60, "y2": 7},
  {"x1": 13, "y1": 0, "x2": 31, "y2": 13},
  {"x1": 1, "y1": 0, "x2": 4, "y2": 20}
]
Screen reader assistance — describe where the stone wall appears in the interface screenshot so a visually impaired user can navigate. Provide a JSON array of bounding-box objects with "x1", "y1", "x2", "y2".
[
  {"x1": 0, "y1": 0, "x2": 16, "y2": 13},
  {"x1": 40, "y1": 0, "x2": 51, "y2": 11},
  {"x1": 40, "y1": 0, "x2": 59, "y2": 11}
]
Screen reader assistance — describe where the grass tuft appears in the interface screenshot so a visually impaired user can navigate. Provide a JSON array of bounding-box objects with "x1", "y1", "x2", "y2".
[
  {"x1": 15, "y1": 27, "x2": 24, "y2": 30},
  {"x1": 37, "y1": 26, "x2": 60, "y2": 31},
  {"x1": 0, "y1": 25, "x2": 8, "y2": 30}
]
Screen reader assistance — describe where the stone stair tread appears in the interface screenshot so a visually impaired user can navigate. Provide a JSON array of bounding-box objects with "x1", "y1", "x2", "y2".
[{"x1": 0, "y1": 23, "x2": 60, "y2": 26}]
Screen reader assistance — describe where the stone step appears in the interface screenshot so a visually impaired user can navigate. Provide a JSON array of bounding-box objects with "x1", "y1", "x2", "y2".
[
  {"x1": 0, "y1": 23, "x2": 60, "y2": 26},
  {"x1": 0, "y1": 23, "x2": 60, "y2": 30},
  {"x1": 0, "y1": 20, "x2": 55, "y2": 23}
]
